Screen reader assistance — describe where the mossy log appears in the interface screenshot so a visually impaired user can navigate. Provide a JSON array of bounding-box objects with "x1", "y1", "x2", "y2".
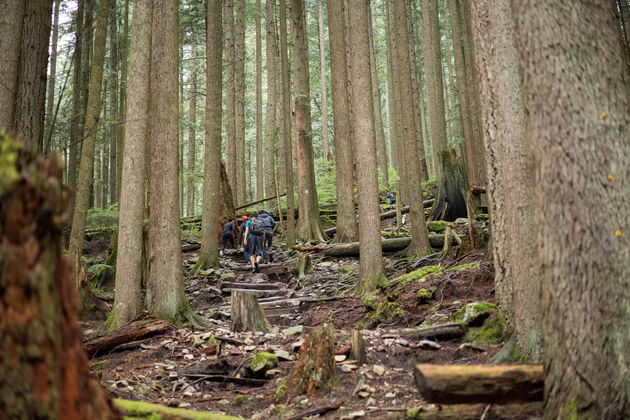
[
  {"x1": 83, "y1": 319, "x2": 172, "y2": 357},
  {"x1": 430, "y1": 148, "x2": 468, "y2": 221},
  {"x1": 230, "y1": 291, "x2": 271, "y2": 333},
  {"x1": 323, "y1": 235, "x2": 445, "y2": 257},
  {"x1": 0, "y1": 136, "x2": 120, "y2": 419},
  {"x1": 286, "y1": 323, "x2": 336, "y2": 399},
  {"x1": 414, "y1": 364, "x2": 544, "y2": 403},
  {"x1": 114, "y1": 398, "x2": 244, "y2": 419},
  {"x1": 401, "y1": 322, "x2": 466, "y2": 340}
]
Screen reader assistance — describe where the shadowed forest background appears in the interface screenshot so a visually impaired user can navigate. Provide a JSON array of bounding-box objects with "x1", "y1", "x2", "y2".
[{"x1": 1, "y1": 0, "x2": 630, "y2": 419}]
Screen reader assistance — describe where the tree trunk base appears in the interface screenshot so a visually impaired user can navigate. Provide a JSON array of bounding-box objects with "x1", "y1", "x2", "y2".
[{"x1": 230, "y1": 290, "x2": 271, "y2": 332}]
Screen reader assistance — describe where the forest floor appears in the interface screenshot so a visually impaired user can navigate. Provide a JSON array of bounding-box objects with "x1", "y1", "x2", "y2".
[{"x1": 81, "y1": 216, "x2": 542, "y2": 420}]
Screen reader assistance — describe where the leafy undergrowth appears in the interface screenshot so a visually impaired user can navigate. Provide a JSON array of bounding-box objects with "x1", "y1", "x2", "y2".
[{"x1": 82, "y1": 215, "x2": 540, "y2": 420}]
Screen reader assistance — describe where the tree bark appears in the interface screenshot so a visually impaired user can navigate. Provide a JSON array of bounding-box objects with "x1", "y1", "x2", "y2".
[
  {"x1": 44, "y1": 0, "x2": 60, "y2": 154},
  {"x1": 109, "y1": 0, "x2": 118, "y2": 205},
  {"x1": 147, "y1": 0, "x2": 188, "y2": 321},
  {"x1": 187, "y1": 43, "x2": 198, "y2": 217},
  {"x1": 117, "y1": 0, "x2": 130, "y2": 203},
  {"x1": 0, "y1": 0, "x2": 25, "y2": 131},
  {"x1": 198, "y1": 0, "x2": 223, "y2": 270},
  {"x1": 327, "y1": 0, "x2": 358, "y2": 243},
  {"x1": 291, "y1": 0, "x2": 325, "y2": 243},
  {"x1": 287, "y1": 324, "x2": 336, "y2": 398},
  {"x1": 393, "y1": 0, "x2": 432, "y2": 256},
  {"x1": 278, "y1": 0, "x2": 296, "y2": 245},
  {"x1": 230, "y1": 291, "x2": 271, "y2": 333},
  {"x1": 264, "y1": 0, "x2": 277, "y2": 199},
  {"x1": 111, "y1": 0, "x2": 153, "y2": 328},
  {"x1": 414, "y1": 364, "x2": 543, "y2": 404},
  {"x1": 235, "y1": 0, "x2": 246, "y2": 206},
  {"x1": 68, "y1": 0, "x2": 111, "y2": 290},
  {"x1": 224, "y1": 0, "x2": 236, "y2": 203},
  {"x1": 255, "y1": 0, "x2": 263, "y2": 201},
  {"x1": 512, "y1": 1, "x2": 630, "y2": 417},
  {"x1": 347, "y1": 0, "x2": 386, "y2": 294},
  {"x1": 318, "y1": 0, "x2": 330, "y2": 161},
  {"x1": 0, "y1": 136, "x2": 120, "y2": 419}
]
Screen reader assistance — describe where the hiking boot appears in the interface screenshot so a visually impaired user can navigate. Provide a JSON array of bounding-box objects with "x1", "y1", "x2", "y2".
[
  {"x1": 254, "y1": 262, "x2": 260, "y2": 273},
  {"x1": 268, "y1": 253, "x2": 273, "y2": 262}
]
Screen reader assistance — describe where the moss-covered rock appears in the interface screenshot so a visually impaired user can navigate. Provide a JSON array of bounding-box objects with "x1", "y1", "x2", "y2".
[
  {"x1": 394, "y1": 265, "x2": 444, "y2": 287},
  {"x1": 453, "y1": 301, "x2": 495, "y2": 326},
  {"x1": 465, "y1": 313, "x2": 508, "y2": 345},
  {"x1": 426, "y1": 220, "x2": 450, "y2": 233},
  {"x1": 250, "y1": 352, "x2": 279, "y2": 376},
  {"x1": 233, "y1": 394, "x2": 253, "y2": 407}
]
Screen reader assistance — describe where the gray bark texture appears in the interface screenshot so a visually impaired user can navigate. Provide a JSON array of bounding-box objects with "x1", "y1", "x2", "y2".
[{"x1": 511, "y1": 1, "x2": 630, "y2": 417}]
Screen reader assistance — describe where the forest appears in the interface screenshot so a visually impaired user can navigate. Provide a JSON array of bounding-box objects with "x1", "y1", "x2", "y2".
[{"x1": 1, "y1": 0, "x2": 630, "y2": 419}]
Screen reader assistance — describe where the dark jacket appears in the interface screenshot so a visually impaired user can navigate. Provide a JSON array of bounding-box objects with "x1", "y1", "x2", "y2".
[{"x1": 258, "y1": 213, "x2": 276, "y2": 230}]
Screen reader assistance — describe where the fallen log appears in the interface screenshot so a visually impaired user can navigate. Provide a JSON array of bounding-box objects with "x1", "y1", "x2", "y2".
[
  {"x1": 414, "y1": 364, "x2": 544, "y2": 403},
  {"x1": 401, "y1": 322, "x2": 466, "y2": 340},
  {"x1": 221, "y1": 281, "x2": 280, "y2": 291},
  {"x1": 83, "y1": 319, "x2": 172, "y2": 357},
  {"x1": 182, "y1": 242, "x2": 201, "y2": 252},
  {"x1": 323, "y1": 235, "x2": 445, "y2": 257},
  {"x1": 235, "y1": 192, "x2": 287, "y2": 211}
]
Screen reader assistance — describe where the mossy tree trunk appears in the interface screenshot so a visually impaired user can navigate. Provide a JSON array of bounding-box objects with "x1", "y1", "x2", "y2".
[
  {"x1": 429, "y1": 149, "x2": 467, "y2": 222},
  {"x1": 0, "y1": 136, "x2": 120, "y2": 419}
]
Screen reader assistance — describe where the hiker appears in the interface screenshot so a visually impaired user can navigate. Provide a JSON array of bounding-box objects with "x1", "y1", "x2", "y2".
[
  {"x1": 240, "y1": 215, "x2": 249, "y2": 262},
  {"x1": 257, "y1": 210, "x2": 276, "y2": 262},
  {"x1": 386, "y1": 192, "x2": 396, "y2": 205},
  {"x1": 220, "y1": 218, "x2": 237, "y2": 257},
  {"x1": 242, "y1": 211, "x2": 264, "y2": 273}
]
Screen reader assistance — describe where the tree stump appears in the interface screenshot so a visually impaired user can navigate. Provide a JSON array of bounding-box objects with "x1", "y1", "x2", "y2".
[
  {"x1": 0, "y1": 136, "x2": 120, "y2": 419},
  {"x1": 296, "y1": 252, "x2": 311, "y2": 279},
  {"x1": 230, "y1": 290, "x2": 271, "y2": 333},
  {"x1": 350, "y1": 329, "x2": 366, "y2": 365},
  {"x1": 430, "y1": 148, "x2": 468, "y2": 221},
  {"x1": 286, "y1": 323, "x2": 336, "y2": 399}
]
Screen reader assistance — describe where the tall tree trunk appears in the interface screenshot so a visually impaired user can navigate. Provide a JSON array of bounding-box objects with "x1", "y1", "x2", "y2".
[
  {"x1": 95, "y1": 143, "x2": 103, "y2": 208},
  {"x1": 511, "y1": 1, "x2": 630, "y2": 417},
  {"x1": 0, "y1": 136, "x2": 121, "y2": 420},
  {"x1": 368, "y1": 2, "x2": 388, "y2": 188},
  {"x1": 383, "y1": 1, "x2": 398, "y2": 172},
  {"x1": 393, "y1": 0, "x2": 432, "y2": 257},
  {"x1": 469, "y1": 0, "x2": 539, "y2": 362},
  {"x1": 255, "y1": 0, "x2": 263, "y2": 201},
  {"x1": 0, "y1": 0, "x2": 25, "y2": 132},
  {"x1": 318, "y1": 0, "x2": 330, "y2": 161},
  {"x1": 179, "y1": 41, "x2": 184, "y2": 218},
  {"x1": 279, "y1": 0, "x2": 296, "y2": 245},
  {"x1": 45, "y1": 0, "x2": 60, "y2": 155},
  {"x1": 347, "y1": 0, "x2": 385, "y2": 294},
  {"x1": 68, "y1": 0, "x2": 111, "y2": 288},
  {"x1": 224, "y1": 0, "x2": 236, "y2": 202},
  {"x1": 108, "y1": 0, "x2": 118, "y2": 206},
  {"x1": 117, "y1": 0, "x2": 130, "y2": 202},
  {"x1": 199, "y1": 0, "x2": 223, "y2": 269},
  {"x1": 101, "y1": 138, "x2": 108, "y2": 207},
  {"x1": 147, "y1": 0, "x2": 187, "y2": 321},
  {"x1": 291, "y1": 0, "x2": 325, "y2": 243},
  {"x1": 187, "y1": 43, "x2": 197, "y2": 217},
  {"x1": 111, "y1": 0, "x2": 153, "y2": 327},
  {"x1": 235, "y1": 0, "x2": 246, "y2": 206},
  {"x1": 264, "y1": 0, "x2": 277, "y2": 199},
  {"x1": 12, "y1": 0, "x2": 54, "y2": 153},
  {"x1": 327, "y1": 0, "x2": 357, "y2": 243},
  {"x1": 422, "y1": 0, "x2": 448, "y2": 177},
  {"x1": 68, "y1": 0, "x2": 84, "y2": 227}
]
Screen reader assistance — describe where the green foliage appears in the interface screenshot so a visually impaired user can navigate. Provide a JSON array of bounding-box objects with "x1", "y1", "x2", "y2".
[
  {"x1": 86, "y1": 205, "x2": 119, "y2": 230},
  {"x1": 314, "y1": 158, "x2": 339, "y2": 206},
  {"x1": 275, "y1": 380, "x2": 287, "y2": 403},
  {"x1": 0, "y1": 135, "x2": 22, "y2": 198},
  {"x1": 88, "y1": 264, "x2": 115, "y2": 287}
]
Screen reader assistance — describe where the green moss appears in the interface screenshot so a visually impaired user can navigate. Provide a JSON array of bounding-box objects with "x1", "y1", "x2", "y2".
[
  {"x1": 507, "y1": 345, "x2": 527, "y2": 363},
  {"x1": 339, "y1": 265, "x2": 354, "y2": 274},
  {"x1": 90, "y1": 360, "x2": 107, "y2": 372},
  {"x1": 233, "y1": 394, "x2": 253, "y2": 407},
  {"x1": 250, "y1": 352, "x2": 279, "y2": 373},
  {"x1": 275, "y1": 380, "x2": 287, "y2": 403},
  {"x1": 446, "y1": 261, "x2": 481, "y2": 272},
  {"x1": 426, "y1": 220, "x2": 450, "y2": 233},
  {"x1": 354, "y1": 319, "x2": 367, "y2": 330},
  {"x1": 361, "y1": 292, "x2": 380, "y2": 310},
  {"x1": 113, "y1": 398, "x2": 243, "y2": 419},
  {"x1": 406, "y1": 406, "x2": 422, "y2": 419},
  {"x1": 465, "y1": 313, "x2": 508, "y2": 345},
  {"x1": 476, "y1": 213, "x2": 489, "y2": 220},
  {"x1": 394, "y1": 265, "x2": 444, "y2": 287},
  {"x1": 561, "y1": 399, "x2": 578, "y2": 420},
  {"x1": 453, "y1": 302, "x2": 496, "y2": 322},
  {"x1": 416, "y1": 288, "x2": 433, "y2": 304},
  {"x1": 427, "y1": 303, "x2": 441, "y2": 313},
  {"x1": 367, "y1": 300, "x2": 405, "y2": 324},
  {"x1": 0, "y1": 136, "x2": 23, "y2": 198},
  {"x1": 319, "y1": 214, "x2": 335, "y2": 228}
]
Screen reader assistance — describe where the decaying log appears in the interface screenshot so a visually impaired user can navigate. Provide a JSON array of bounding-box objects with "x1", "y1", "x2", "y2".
[
  {"x1": 291, "y1": 244, "x2": 326, "y2": 252},
  {"x1": 414, "y1": 364, "x2": 544, "y2": 403},
  {"x1": 230, "y1": 291, "x2": 271, "y2": 333},
  {"x1": 287, "y1": 324, "x2": 336, "y2": 398},
  {"x1": 182, "y1": 242, "x2": 201, "y2": 252},
  {"x1": 235, "y1": 192, "x2": 287, "y2": 211},
  {"x1": 323, "y1": 235, "x2": 445, "y2": 257},
  {"x1": 350, "y1": 330, "x2": 366, "y2": 365},
  {"x1": 83, "y1": 319, "x2": 172, "y2": 357},
  {"x1": 401, "y1": 323, "x2": 466, "y2": 340}
]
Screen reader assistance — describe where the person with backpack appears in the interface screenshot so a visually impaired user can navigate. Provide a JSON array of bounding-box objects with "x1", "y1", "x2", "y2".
[
  {"x1": 220, "y1": 218, "x2": 237, "y2": 257},
  {"x1": 239, "y1": 215, "x2": 249, "y2": 262},
  {"x1": 257, "y1": 210, "x2": 276, "y2": 262},
  {"x1": 242, "y1": 211, "x2": 264, "y2": 273}
]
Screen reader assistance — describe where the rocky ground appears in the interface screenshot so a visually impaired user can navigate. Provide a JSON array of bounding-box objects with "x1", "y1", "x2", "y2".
[{"x1": 82, "y1": 216, "x2": 542, "y2": 419}]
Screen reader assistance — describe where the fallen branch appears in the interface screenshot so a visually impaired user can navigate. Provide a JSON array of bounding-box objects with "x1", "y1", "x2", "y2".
[
  {"x1": 83, "y1": 319, "x2": 172, "y2": 357},
  {"x1": 286, "y1": 401, "x2": 344, "y2": 420},
  {"x1": 401, "y1": 322, "x2": 466, "y2": 340},
  {"x1": 182, "y1": 373, "x2": 267, "y2": 387},
  {"x1": 414, "y1": 364, "x2": 544, "y2": 403},
  {"x1": 235, "y1": 192, "x2": 287, "y2": 211}
]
